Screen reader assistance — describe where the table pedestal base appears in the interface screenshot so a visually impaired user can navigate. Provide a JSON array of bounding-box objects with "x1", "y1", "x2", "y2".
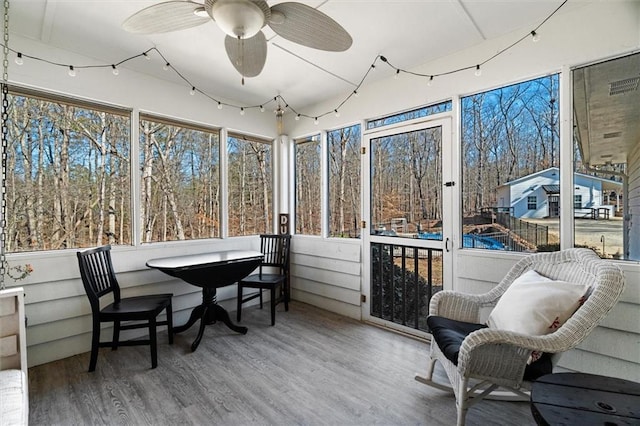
[{"x1": 174, "y1": 287, "x2": 247, "y2": 352}]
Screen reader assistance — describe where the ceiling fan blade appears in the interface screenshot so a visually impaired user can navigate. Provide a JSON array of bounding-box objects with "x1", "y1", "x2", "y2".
[
  {"x1": 224, "y1": 31, "x2": 267, "y2": 78},
  {"x1": 268, "y1": 2, "x2": 352, "y2": 52},
  {"x1": 123, "y1": 1, "x2": 210, "y2": 34}
]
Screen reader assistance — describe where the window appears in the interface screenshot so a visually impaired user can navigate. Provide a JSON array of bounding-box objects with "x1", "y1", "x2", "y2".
[
  {"x1": 572, "y1": 52, "x2": 639, "y2": 260},
  {"x1": 227, "y1": 133, "x2": 273, "y2": 236},
  {"x1": 573, "y1": 194, "x2": 582, "y2": 210},
  {"x1": 327, "y1": 124, "x2": 361, "y2": 238},
  {"x1": 5, "y1": 87, "x2": 131, "y2": 252},
  {"x1": 139, "y1": 115, "x2": 219, "y2": 242},
  {"x1": 461, "y1": 74, "x2": 560, "y2": 252},
  {"x1": 366, "y1": 101, "x2": 451, "y2": 129},
  {"x1": 295, "y1": 134, "x2": 321, "y2": 235}
]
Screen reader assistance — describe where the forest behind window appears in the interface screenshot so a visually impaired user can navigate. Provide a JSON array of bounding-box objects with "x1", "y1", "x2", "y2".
[
  {"x1": 328, "y1": 124, "x2": 361, "y2": 238},
  {"x1": 139, "y1": 116, "x2": 219, "y2": 243},
  {"x1": 6, "y1": 89, "x2": 131, "y2": 252},
  {"x1": 370, "y1": 127, "x2": 442, "y2": 238},
  {"x1": 295, "y1": 135, "x2": 321, "y2": 235},
  {"x1": 461, "y1": 74, "x2": 560, "y2": 252},
  {"x1": 227, "y1": 134, "x2": 273, "y2": 236}
]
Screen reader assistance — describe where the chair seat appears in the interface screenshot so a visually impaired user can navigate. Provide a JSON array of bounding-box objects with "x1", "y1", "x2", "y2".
[
  {"x1": 101, "y1": 294, "x2": 172, "y2": 319},
  {"x1": 427, "y1": 315, "x2": 552, "y2": 381},
  {"x1": 239, "y1": 273, "x2": 286, "y2": 288}
]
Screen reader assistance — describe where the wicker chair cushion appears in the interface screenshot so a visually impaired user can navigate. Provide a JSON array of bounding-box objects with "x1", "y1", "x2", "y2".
[{"x1": 428, "y1": 316, "x2": 552, "y2": 381}]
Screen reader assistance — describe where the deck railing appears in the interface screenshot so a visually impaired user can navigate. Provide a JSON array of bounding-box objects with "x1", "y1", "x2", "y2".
[
  {"x1": 495, "y1": 213, "x2": 549, "y2": 248},
  {"x1": 370, "y1": 243, "x2": 442, "y2": 332}
]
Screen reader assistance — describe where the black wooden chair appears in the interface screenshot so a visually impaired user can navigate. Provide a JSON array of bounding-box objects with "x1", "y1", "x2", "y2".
[
  {"x1": 237, "y1": 234, "x2": 291, "y2": 326},
  {"x1": 77, "y1": 245, "x2": 173, "y2": 372}
]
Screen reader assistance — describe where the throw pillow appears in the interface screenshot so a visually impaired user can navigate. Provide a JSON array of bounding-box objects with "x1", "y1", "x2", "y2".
[{"x1": 487, "y1": 271, "x2": 588, "y2": 336}]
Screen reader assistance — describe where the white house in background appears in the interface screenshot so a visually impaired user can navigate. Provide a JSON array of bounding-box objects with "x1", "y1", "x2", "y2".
[{"x1": 495, "y1": 167, "x2": 622, "y2": 219}]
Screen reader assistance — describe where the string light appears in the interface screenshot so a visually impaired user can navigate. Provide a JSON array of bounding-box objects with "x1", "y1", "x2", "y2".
[
  {"x1": 190, "y1": 86, "x2": 196, "y2": 95},
  {"x1": 531, "y1": 30, "x2": 540, "y2": 42},
  {"x1": 3, "y1": 0, "x2": 566, "y2": 125}
]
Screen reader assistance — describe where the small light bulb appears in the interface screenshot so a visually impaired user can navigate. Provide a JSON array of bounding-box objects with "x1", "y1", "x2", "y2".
[
  {"x1": 314, "y1": 117, "x2": 319, "y2": 125},
  {"x1": 15, "y1": 53, "x2": 23, "y2": 66},
  {"x1": 427, "y1": 76, "x2": 433, "y2": 87},
  {"x1": 68, "y1": 66, "x2": 76, "y2": 77},
  {"x1": 353, "y1": 90, "x2": 359, "y2": 97},
  {"x1": 217, "y1": 102, "x2": 223, "y2": 110},
  {"x1": 143, "y1": 52, "x2": 152, "y2": 60},
  {"x1": 111, "y1": 65, "x2": 119, "y2": 75},
  {"x1": 394, "y1": 69, "x2": 400, "y2": 79},
  {"x1": 334, "y1": 109, "x2": 340, "y2": 118},
  {"x1": 295, "y1": 114, "x2": 300, "y2": 121},
  {"x1": 260, "y1": 105, "x2": 264, "y2": 112},
  {"x1": 531, "y1": 30, "x2": 540, "y2": 42},
  {"x1": 474, "y1": 65, "x2": 482, "y2": 77},
  {"x1": 240, "y1": 107, "x2": 245, "y2": 116},
  {"x1": 190, "y1": 87, "x2": 196, "y2": 96},
  {"x1": 163, "y1": 62, "x2": 170, "y2": 71}
]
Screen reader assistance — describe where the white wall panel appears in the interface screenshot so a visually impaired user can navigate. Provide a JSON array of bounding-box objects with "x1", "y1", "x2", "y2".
[
  {"x1": 560, "y1": 350, "x2": 640, "y2": 383},
  {"x1": 289, "y1": 238, "x2": 362, "y2": 320}
]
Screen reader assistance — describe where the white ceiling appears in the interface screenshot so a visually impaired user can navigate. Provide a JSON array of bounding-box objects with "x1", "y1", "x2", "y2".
[{"x1": 10, "y1": 0, "x2": 571, "y2": 110}]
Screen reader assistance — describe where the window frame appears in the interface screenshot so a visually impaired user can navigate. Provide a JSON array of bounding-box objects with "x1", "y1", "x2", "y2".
[
  {"x1": 326, "y1": 123, "x2": 362, "y2": 239},
  {"x1": 5, "y1": 84, "x2": 133, "y2": 252},
  {"x1": 226, "y1": 131, "x2": 275, "y2": 237},
  {"x1": 138, "y1": 112, "x2": 222, "y2": 244},
  {"x1": 293, "y1": 133, "x2": 322, "y2": 236},
  {"x1": 573, "y1": 194, "x2": 582, "y2": 210}
]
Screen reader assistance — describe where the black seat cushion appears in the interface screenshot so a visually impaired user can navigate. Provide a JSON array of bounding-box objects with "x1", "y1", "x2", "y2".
[{"x1": 427, "y1": 315, "x2": 552, "y2": 381}]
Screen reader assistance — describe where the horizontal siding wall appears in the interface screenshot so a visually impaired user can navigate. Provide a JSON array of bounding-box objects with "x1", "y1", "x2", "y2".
[
  {"x1": 455, "y1": 250, "x2": 640, "y2": 382},
  {"x1": 5, "y1": 237, "x2": 259, "y2": 367},
  {"x1": 289, "y1": 237, "x2": 362, "y2": 320}
]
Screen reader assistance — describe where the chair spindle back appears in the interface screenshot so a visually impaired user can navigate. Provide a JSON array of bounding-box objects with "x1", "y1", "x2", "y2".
[
  {"x1": 77, "y1": 245, "x2": 121, "y2": 309},
  {"x1": 259, "y1": 234, "x2": 291, "y2": 277}
]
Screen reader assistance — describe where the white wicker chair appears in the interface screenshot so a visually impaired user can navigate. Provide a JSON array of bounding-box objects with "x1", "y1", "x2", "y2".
[{"x1": 415, "y1": 248, "x2": 625, "y2": 426}]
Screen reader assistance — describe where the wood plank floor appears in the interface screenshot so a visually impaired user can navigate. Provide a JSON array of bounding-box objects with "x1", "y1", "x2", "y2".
[{"x1": 28, "y1": 303, "x2": 535, "y2": 425}]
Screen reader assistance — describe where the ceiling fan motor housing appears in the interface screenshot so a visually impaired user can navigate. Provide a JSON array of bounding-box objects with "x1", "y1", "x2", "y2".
[{"x1": 206, "y1": 0, "x2": 271, "y2": 39}]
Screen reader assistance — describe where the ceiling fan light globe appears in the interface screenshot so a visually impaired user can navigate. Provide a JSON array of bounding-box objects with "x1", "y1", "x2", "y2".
[{"x1": 211, "y1": 0, "x2": 265, "y2": 38}]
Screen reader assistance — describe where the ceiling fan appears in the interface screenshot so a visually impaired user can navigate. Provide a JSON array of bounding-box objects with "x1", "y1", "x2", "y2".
[{"x1": 123, "y1": 0, "x2": 352, "y2": 82}]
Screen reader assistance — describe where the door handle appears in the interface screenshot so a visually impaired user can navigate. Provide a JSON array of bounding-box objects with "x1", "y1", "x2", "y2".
[{"x1": 445, "y1": 238, "x2": 451, "y2": 252}]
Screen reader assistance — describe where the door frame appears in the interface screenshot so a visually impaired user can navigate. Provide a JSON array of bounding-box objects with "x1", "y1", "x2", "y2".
[{"x1": 361, "y1": 114, "x2": 455, "y2": 336}]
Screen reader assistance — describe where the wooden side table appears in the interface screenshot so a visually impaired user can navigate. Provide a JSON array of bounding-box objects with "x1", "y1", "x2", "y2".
[{"x1": 531, "y1": 372, "x2": 640, "y2": 425}]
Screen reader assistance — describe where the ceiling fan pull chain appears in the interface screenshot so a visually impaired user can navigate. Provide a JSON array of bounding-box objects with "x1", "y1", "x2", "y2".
[{"x1": 240, "y1": 36, "x2": 245, "y2": 86}]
